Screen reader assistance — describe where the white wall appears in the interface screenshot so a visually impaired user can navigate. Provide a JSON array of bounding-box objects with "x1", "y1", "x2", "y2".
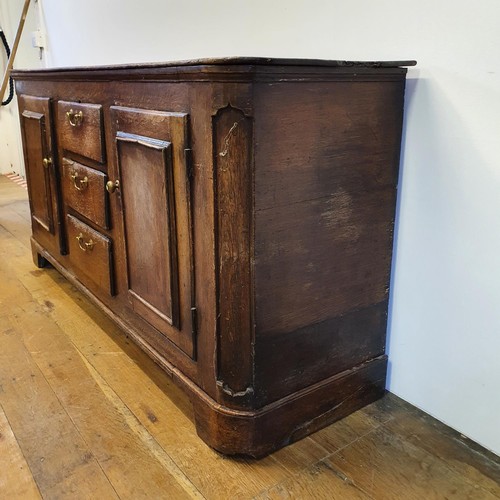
[
  {"x1": 7, "y1": 0, "x2": 500, "y2": 455},
  {"x1": 0, "y1": 0, "x2": 44, "y2": 175}
]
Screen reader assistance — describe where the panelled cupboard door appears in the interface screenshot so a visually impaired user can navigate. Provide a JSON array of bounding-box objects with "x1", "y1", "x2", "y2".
[
  {"x1": 110, "y1": 106, "x2": 196, "y2": 358},
  {"x1": 18, "y1": 95, "x2": 62, "y2": 256}
]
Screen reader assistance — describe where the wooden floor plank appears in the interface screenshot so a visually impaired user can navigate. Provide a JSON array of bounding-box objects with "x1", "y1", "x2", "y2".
[
  {"x1": 0, "y1": 255, "x2": 200, "y2": 498},
  {"x1": 326, "y1": 425, "x2": 499, "y2": 500},
  {"x1": 27, "y1": 278, "x2": 295, "y2": 499},
  {"x1": 31, "y1": 348, "x2": 201, "y2": 500},
  {"x1": 310, "y1": 407, "x2": 385, "y2": 454},
  {"x1": 0, "y1": 179, "x2": 30, "y2": 206},
  {"x1": 254, "y1": 459, "x2": 371, "y2": 499},
  {"x1": 0, "y1": 404, "x2": 42, "y2": 499},
  {"x1": 382, "y1": 395, "x2": 500, "y2": 497},
  {"x1": 355, "y1": 393, "x2": 500, "y2": 496},
  {"x1": 0, "y1": 231, "x2": 120, "y2": 499},
  {"x1": 0, "y1": 205, "x2": 32, "y2": 250},
  {"x1": 268, "y1": 437, "x2": 330, "y2": 475},
  {"x1": 0, "y1": 318, "x2": 120, "y2": 499},
  {"x1": 0, "y1": 212, "x2": 300, "y2": 498}
]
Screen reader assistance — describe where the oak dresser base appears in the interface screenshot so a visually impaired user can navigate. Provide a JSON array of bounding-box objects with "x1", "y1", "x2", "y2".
[{"x1": 17, "y1": 57, "x2": 413, "y2": 457}]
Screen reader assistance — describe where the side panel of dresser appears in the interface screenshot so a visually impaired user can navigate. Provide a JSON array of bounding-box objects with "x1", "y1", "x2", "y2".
[
  {"x1": 18, "y1": 95, "x2": 63, "y2": 263},
  {"x1": 253, "y1": 78, "x2": 406, "y2": 405}
]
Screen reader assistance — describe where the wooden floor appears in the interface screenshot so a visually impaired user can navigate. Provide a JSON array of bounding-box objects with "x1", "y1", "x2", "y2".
[{"x1": 0, "y1": 174, "x2": 499, "y2": 500}]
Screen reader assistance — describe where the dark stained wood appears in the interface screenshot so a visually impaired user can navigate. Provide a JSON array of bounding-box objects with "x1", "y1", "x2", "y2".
[
  {"x1": 66, "y1": 214, "x2": 114, "y2": 296},
  {"x1": 62, "y1": 158, "x2": 109, "y2": 229},
  {"x1": 119, "y1": 136, "x2": 179, "y2": 327},
  {"x1": 254, "y1": 80, "x2": 403, "y2": 333},
  {"x1": 214, "y1": 105, "x2": 254, "y2": 408},
  {"x1": 11, "y1": 58, "x2": 415, "y2": 85},
  {"x1": 12, "y1": 57, "x2": 416, "y2": 73},
  {"x1": 57, "y1": 100, "x2": 106, "y2": 164},
  {"x1": 31, "y1": 243, "x2": 49, "y2": 268},
  {"x1": 253, "y1": 79, "x2": 405, "y2": 405},
  {"x1": 18, "y1": 95, "x2": 61, "y2": 257},
  {"x1": 193, "y1": 356, "x2": 387, "y2": 457},
  {"x1": 22, "y1": 111, "x2": 53, "y2": 232},
  {"x1": 255, "y1": 301, "x2": 388, "y2": 404},
  {"x1": 14, "y1": 58, "x2": 410, "y2": 456},
  {"x1": 111, "y1": 106, "x2": 195, "y2": 359}
]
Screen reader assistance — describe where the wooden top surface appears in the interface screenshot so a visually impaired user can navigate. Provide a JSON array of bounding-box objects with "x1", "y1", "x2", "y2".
[{"x1": 12, "y1": 57, "x2": 416, "y2": 80}]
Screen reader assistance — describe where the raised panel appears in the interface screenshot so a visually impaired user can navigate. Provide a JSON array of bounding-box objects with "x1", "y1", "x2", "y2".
[
  {"x1": 117, "y1": 133, "x2": 179, "y2": 329},
  {"x1": 22, "y1": 110, "x2": 53, "y2": 232},
  {"x1": 19, "y1": 95, "x2": 62, "y2": 256},
  {"x1": 214, "y1": 105, "x2": 254, "y2": 404},
  {"x1": 111, "y1": 106, "x2": 195, "y2": 358}
]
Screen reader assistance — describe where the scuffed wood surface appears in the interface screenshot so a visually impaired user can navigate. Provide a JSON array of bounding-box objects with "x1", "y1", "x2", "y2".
[
  {"x1": 11, "y1": 57, "x2": 416, "y2": 77},
  {"x1": 0, "y1": 405, "x2": 41, "y2": 499}
]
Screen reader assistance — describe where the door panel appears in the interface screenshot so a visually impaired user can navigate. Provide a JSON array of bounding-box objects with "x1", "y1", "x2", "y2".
[
  {"x1": 22, "y1": 111, "x2": 53, "y2": 232},
  {"x1": 111, "y1": 106, "x2": 195, "y2": 358},
  {"x1": 19, "y1": 95, "x2": 62, "y2": 255},
  {"x1": 117, "y1": 133, "x2": 179, "y2": 329}
]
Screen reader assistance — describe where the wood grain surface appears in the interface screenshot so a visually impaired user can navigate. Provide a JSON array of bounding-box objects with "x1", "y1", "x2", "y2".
[
  {"x1": 62, "y1": 158, "x2": 109, "y2": 229},
  {"x1": 57, "y1": 101, "x2": 106, "y2": 164}
]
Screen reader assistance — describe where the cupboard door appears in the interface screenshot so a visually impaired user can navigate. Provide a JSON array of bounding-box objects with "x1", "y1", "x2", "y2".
[
  {"x1": 19, "y1": 95, "x2": 62, "y2": 256},
  {"x1": 111, "y1": 106, "x2": 195, "y2": 358}
]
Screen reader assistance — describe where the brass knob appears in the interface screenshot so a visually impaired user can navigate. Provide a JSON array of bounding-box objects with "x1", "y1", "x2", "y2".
[
  {"x1": 66, "y1": 109, "x2": 83, "y2": 127},
  {"x1": 70, "y1": 172, "x2": 88, "y2": 191},
  {"x1": 106, "y1": 179, "x2": 120, "y2": 193},
  {"x1": 76, "y1": 233, "x2": 94, "y2": 252},
  {"x1": 42, "y1": 157, "x2": 52, "y2": 168}
]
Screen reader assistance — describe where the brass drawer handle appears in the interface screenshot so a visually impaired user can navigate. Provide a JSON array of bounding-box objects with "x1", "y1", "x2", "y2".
[
  {"x1": 42, "y1": 157, "x2": 52, "y2": 169},
  {"x1": 70, "y1": 172, "x2": 88, "y2": 191},
  {"x1": 66, "y1": 109, "x2": 83, "y2": 127},
  {"x1": 106, "y1": 179, "x2": 120, "y2": 193},
  {"x1": 76, "y1": 233, "x2": 95, "y2": 252}
]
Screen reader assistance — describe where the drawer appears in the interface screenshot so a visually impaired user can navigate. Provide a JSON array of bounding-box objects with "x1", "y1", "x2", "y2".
[
  {"x1": 66, "y1": 214, "x2": 114, "y2": 295},
  {"x1": 63, "y1": 158, "x2": 109, "y2": 229},
  {"x1": 58, "y1": 101, "x2": 106, "y2": 163}
]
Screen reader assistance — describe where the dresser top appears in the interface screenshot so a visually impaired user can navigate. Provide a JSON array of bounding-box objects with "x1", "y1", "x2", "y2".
[{"x1": 12, "y1": 57, "x2": 416, "y2": 82}]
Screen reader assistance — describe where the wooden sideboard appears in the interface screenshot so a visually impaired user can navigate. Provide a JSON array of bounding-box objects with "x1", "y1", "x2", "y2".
[{"x1": 13, "y1": 57, "x2": 415, "y2": 457}]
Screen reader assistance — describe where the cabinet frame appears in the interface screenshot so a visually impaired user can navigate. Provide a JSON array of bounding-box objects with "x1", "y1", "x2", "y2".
[{"x1": 13, "y1": 57, "x2": 412, "y2": 457}]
